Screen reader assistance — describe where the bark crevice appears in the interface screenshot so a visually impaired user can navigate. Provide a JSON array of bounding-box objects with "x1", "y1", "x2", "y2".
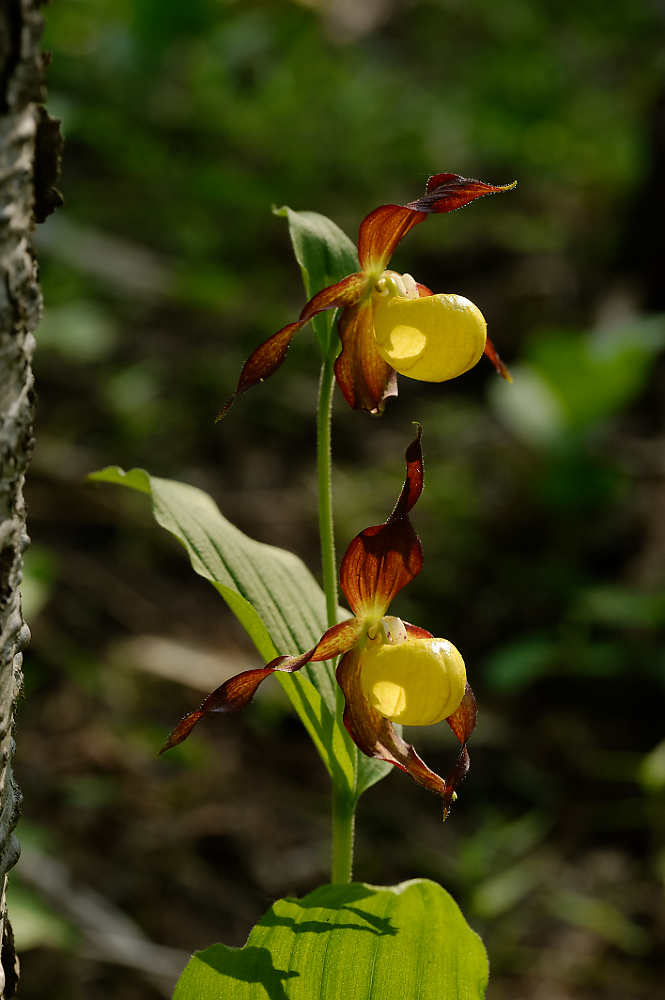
[{"x1": 0, "y1": 1, "x2": 62, "y2": 994}]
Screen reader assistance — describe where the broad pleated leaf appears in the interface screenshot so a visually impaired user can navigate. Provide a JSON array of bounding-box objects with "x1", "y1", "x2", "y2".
[
  {"x1": 89, "y1": 467, "x2": 392, "y2": 796},
  {"x1": 172, "y1": 879, "x2": 489, "y2": 1000}
]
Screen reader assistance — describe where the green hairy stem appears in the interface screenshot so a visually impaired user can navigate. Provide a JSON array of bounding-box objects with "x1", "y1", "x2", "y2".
[{"x1": 316, "y1": 352, "x2": 356, "y2": 883}]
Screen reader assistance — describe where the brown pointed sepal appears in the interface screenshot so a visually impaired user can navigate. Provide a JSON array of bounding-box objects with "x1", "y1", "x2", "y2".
[
  {"x1": 408, "y1": 174, "x2": 517, "y2": 215},
  {"x1": 333, "y1": 300, "x2": 398, "y2": 413},
  {"x1": 160, "y1": 617, "x2": 363, "y2": 754},
  {"x1": 339, "y1": 428, "x2": 424, "y2": 616},
  {"x1": 357, "y1": 205, "x2": 427, "y2": 271}
]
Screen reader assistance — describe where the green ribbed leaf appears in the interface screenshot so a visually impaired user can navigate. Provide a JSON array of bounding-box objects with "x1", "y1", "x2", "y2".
[
  {"x1": 89, "y1": 467, "x2": 392, "y2": 796},
  {"x1": 173, "y1": 879, "x2": 488, "y2": 1000}
]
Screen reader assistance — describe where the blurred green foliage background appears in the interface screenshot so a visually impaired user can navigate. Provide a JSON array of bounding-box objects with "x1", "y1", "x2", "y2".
[{"x1": 13, "y1": 0, "x2": 665, "y2": 997}]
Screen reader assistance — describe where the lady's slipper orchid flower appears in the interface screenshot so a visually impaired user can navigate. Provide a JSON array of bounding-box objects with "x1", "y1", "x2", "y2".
[
  {"x1": 161, "y1": 429, "x2": 477, "y2": 819},
  {"x1": 220, "y1": 173, "x2": 515, "y2": 417}
]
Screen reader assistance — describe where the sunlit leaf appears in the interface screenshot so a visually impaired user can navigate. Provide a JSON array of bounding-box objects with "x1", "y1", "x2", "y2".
[{"x1": 172, "y1": 879, "x2": 488, "y2": 1000}]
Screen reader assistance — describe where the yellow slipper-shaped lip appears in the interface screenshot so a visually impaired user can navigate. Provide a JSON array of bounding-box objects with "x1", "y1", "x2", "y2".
[
  {"x1": 373, "y1": 292, "x2": 487, "y2": 382},
  {"x1": 360, "y1": 635, "x2": 467, "y2": 726}
]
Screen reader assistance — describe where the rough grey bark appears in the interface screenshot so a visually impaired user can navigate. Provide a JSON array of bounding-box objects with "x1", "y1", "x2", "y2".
[{"x1": 0, "y1": 1, "x2": 62, "y2": 994}]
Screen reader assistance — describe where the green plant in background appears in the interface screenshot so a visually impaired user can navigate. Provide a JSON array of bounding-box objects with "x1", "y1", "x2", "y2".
[{"x1": 92, "y1": 174, "x2": 514, "y2": 997}]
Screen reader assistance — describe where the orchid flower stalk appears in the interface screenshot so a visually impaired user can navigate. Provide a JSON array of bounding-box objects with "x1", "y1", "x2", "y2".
[{"x1": 161, "y1": 175, "x2": 514, "y2": 881}]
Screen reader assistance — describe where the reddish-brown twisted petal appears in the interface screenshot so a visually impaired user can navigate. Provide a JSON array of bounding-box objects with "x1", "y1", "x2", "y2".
[
  {"x1": 445, "y1": 683, "x2": 477, "y2": 745},
  {"x1": 298, "y1": 271, "x2": 367, "y2": 324},
  {"x1": 407, "y1": 174, "x2": 517, "y2": 214},
  {"x1": 442, "y1": 684, "x2": 478, "y2": 807},
  {"x1": 484, "y1": 335, "x2": 512, "y2": 381},
  {"x1": 337, "y1": 649, "x2": 458, "y2": 818},
  {"x1": 308, "y1": 616, "x2": 366, "y2": 661},
  {"x1": 216, "y1": 321, "x2": 301, "y2": 421},
  {"x1": 339, "y1": 430, "x2": 424, "y2": 616},
  {"x1": 160, "y1": 617, "x2": 363, "y2": 753},
  {"x1": 388, "y1": 425, "x2": 423, "y2": 519},
  {"x1": 357, "y1": 205, "x2": 427, "y2": 271},
  {"x1": 333, "y1": 299, "x2": 397, "y2": 413},
  {"x1": 416, "y1": 282, "x2": 433, "y2": 297},
  {"x1": 217, "y1": 272, "x2": 366, "y2": 419}
]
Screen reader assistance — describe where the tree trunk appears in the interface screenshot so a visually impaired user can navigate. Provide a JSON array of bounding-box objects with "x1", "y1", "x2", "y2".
[{"x1": 0, "y1": 1, "x2": 62, "y2": 994}]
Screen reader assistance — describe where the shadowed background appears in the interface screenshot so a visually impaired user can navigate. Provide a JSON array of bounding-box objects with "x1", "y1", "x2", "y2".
[{"x1": 13, "y1": 1, "x2": 665, "y2": 997}]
